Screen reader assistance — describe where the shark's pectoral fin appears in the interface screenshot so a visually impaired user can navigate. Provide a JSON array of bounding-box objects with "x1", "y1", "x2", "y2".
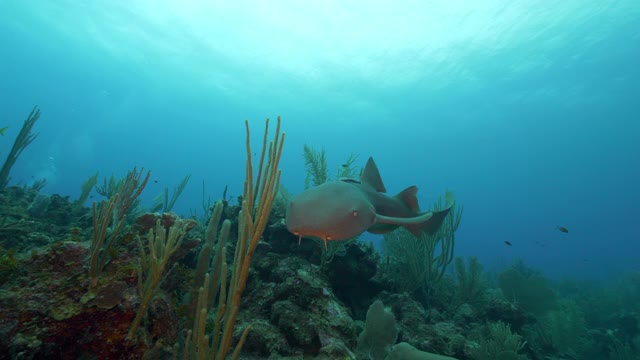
[
  {"x1": 411, "y1": 192, "x2": 456, "y2": 236},
  {"x1": 373, "y1": 212, "x2": 433, "y2": 237},
  {"x1": 413, "y1": 208, "x2": 449, "y2": 236},
  {"x1": 373, "y1": 192, "x2": 455, "y2": 238},
  {"x1": 375, "y1": 212, "x2": 433, "y2": 225},
  {"x1": 367, "y1": 223, "x2": 399, "y2": 234}
]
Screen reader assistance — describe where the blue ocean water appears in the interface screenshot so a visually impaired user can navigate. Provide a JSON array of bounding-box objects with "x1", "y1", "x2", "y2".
[{"x1": 1, "y1": 1, "x2": 638, "y2": 281}]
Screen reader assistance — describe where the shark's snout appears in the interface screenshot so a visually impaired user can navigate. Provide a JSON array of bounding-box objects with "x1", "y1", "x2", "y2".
[{"x1": 285, "y1": 200, "x2": 327, "y2": 239}]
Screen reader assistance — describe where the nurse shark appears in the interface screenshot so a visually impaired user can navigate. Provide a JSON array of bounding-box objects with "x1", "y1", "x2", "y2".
[{"x1": 286, "y1": 157, "x2": 454, "y2": 248}]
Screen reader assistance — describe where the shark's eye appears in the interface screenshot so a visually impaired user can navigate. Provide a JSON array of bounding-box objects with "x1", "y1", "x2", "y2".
[{"x1": 352, "y1": 211, "x2": 358, "y2": 217}]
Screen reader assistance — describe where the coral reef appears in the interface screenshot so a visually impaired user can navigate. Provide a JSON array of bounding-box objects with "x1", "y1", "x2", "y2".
[
  {"x1": 1, "y1": 178, "x2": 640, "y2": 359},
  {"x1": 0, "y1": 119, "x2": 639, "y2": 360}
]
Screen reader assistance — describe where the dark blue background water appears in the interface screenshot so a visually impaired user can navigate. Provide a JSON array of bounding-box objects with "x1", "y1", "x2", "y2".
[{"x1": 1, "y1": 1, "x2": 638, "y2": 280}]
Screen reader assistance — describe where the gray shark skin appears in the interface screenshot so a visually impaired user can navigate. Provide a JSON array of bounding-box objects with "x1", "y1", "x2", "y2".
[{"x1": 286, "y1": 157, "x2": 454, "y2": 248}]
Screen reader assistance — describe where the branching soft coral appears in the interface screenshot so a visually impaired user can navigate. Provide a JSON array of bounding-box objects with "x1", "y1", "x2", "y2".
[
  {"x1": 303, "y1": 144, "x2": 328, "y2": 188},
  {"x1": 0, "y1": 106, "x2": 40, "y2": 190}
]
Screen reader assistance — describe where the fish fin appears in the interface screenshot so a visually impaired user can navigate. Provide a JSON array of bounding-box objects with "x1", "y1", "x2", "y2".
[
  {"x1": 376, "y1": 212, "x2": 433, "y2": 228},
  {"x1": 407, "y1": 192, "x2": 455, "y2": 236},
  {"x1": 408, "y1": 209, "x2": 449, "y2": 236},
  {"x1": 361, "y1": 157, "x2": 386, "y2": 193},
  {"x1": 367, "y1": 223, "x2": 399, "y2": 234},
  {"x1": 373, "y1": 192, "x2": 455, "y2": 237},
  {"x1": 395, "y1": 186, "x2": 419, "y2": 212}
]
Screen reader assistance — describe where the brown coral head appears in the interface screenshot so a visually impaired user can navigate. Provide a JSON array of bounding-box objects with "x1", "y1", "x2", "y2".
[
  {"x1": 135, "y1": 213, "x2": 159, "y2": 233},
  {"x1": 135, "y1": 212, "x2": 197, "y2": 233}
]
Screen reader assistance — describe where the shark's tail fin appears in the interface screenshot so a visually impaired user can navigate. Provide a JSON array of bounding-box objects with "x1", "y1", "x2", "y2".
[{"x1": 406, "y1": 191, "x2": 455, "y2": 237}]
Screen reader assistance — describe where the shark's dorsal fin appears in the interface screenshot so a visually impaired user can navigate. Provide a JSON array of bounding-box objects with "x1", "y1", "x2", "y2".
[
  {"x1": 361, "y1": 157, "x2": 386, "y2": 193},
  {"x1": 395, "y1": 186, "x2": 419, "y2": 212}
]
